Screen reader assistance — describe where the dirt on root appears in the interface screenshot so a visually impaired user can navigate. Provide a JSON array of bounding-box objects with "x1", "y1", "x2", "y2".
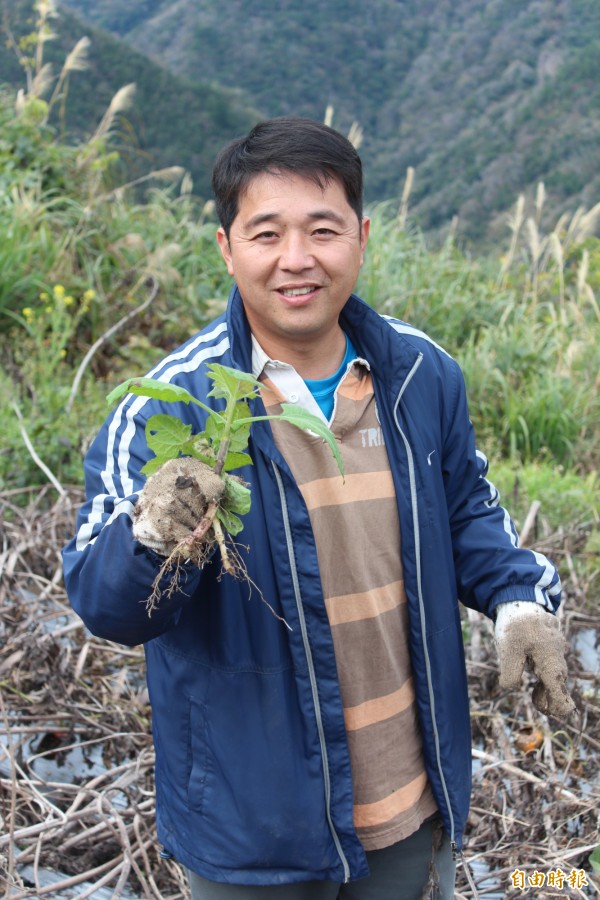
[
  {"x1": 0, "y1": 487, "x2": 598, "y2": 899},
  {"x1": 133, "y1": 457, "x2": 227, "y2": 567}
]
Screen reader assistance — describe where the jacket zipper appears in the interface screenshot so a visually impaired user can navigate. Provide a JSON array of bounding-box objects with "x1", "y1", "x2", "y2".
[
  {"x1": 392, "y1": 353, "x2": 457, "y2": 851},
  {"x1": 272, "y1": 461, "x2": 352, "y2": 883}
]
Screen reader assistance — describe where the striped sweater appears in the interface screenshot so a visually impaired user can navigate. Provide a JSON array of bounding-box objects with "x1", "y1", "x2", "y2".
[{"x1": 260, "y1": 356, "x2": 437, "y2": 850}]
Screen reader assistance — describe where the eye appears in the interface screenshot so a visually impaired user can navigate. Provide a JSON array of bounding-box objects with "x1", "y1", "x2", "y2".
[
  {"x1": 254, "y1": 230, "x2": 278, "y2": 241},
  {"x1": 313, "y1": 227, "x2": 336, "y2": 237}
]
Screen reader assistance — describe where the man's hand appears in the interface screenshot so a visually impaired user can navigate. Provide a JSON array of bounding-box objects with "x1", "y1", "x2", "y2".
[
  {"x1": 133, "y1": 457, "x2": 225, "y2": 558},
  {"x1": 495, "y1": 601, "x2": 577, "y2": 718}
]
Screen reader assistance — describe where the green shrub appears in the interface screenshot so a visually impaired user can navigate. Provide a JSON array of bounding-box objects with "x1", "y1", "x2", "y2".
[{"x1": 490, "y1": 461, "x2": 599, "y2": 533}]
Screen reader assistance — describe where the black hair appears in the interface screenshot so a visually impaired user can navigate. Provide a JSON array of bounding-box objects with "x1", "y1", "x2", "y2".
[{"x1": 211, "y1": 117, "x2": 363, "y2": 237}]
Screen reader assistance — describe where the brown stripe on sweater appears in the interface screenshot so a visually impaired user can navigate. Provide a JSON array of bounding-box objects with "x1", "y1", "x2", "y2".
[
  {"x1": 354, "y1": 772, "x2": 430, "y2": 829},
  {"x1": 310, "y1": 500, "x2": 402, "y2": 599},
  {"x1": 332, "y1": 606, "x2": 412, "y2": 709},
  {"x1": 347, "y1": 706, "x2": 436, "y2": 805}
]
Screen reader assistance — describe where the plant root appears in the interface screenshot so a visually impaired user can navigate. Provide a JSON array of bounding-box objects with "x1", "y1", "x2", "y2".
[
  {"x1": 184, "y1": 499, "x2": 220, "y2": 547},
  {"x1": 146, "y1": 518, "x2": 291, "y2": 630}
]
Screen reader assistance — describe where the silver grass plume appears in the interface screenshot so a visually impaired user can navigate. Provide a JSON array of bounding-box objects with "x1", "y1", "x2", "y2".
[
  {"x1": 31, "y1": 63, "x2": 54, "y2": 99},
  {"x1": 526, "y1": 217, "x2": 546, "y2": 268},
  {"x1": 46, "y1": 37, "x2": 91, "y2": 115},
  {"x1": 35, "y1": 0, "x2": 58, "y2": 19},
  {"x1": 499, "y1": 194, "x2": 525, "y2": 282},
  {"x1": 565, "y1": 207, "x2": 586, "y2": 249},
  {"x1": 89, "y1": 83, "x2": 137, "y2": 145},
  {"x1": 180, "y1": 171, "x2": 194, "y2": 196},
  {"x1": 62, "y1": 36, "x2": 91, "y2": 74},
  {"x1": 534, "y1": 181, "x2": 545, "y2": 224},
  {"x1": 34, "y1": 0, "x2": 58, "y2": 74},
  {"x1": 347, "y1": 121, "x2": 363, "y2": 150},
  {"x1": 575, "y1": 202, "x2": 600, "y2": 243},
  {"x1": 98, "y1": 166, "x2": 186, "y2": 202},
  {"x1": 15, "y1": 89, "x2": 26, "y2": 115},
  {"x1": 576, "y1": 250, "x2": 599, "y2": 318},
  {"x1": 548, "y1": 231, "x2": 565, "y2": 311},
  {"x1": 398, "y1": 167, "x2": 415, "y2": 230}
]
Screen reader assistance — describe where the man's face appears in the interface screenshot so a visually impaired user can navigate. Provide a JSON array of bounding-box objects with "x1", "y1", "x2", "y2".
[{"x1": 216, "y1": 171, "x2": 369, "y2": 364}]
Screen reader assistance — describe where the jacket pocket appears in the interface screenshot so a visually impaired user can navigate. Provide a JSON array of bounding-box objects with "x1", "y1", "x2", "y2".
[{"x1": 187, "y1": 697, "x2": 209, "y2": 811}]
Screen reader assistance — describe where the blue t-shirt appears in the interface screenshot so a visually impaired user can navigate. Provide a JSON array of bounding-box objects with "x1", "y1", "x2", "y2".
[{"x1": 304, "y1": 335, "x2": 357, "y2": 420}]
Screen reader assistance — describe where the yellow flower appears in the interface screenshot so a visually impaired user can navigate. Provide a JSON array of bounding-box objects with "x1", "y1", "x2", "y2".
[
  {"x1": 53, "y1": 284, "x2": 65, "y2": 299},
  {"x1": 83, "y1": 288, "x2": 96, "y2": 302},
  {"x1": 60, "y1": 349, "x2": 67, "y2": 359},
  {"x1": 39, "y1": 291, "x2": 50, "y2": 301},
  {"x1": 22, "y1": 307, "x2": 34, "y2": 323},
  {"x1": 45, "y1": 305, "x2": 52, "y2": 313},
  {"x1": 64, "y1": 295, "x2": 75, "y2": 306}
]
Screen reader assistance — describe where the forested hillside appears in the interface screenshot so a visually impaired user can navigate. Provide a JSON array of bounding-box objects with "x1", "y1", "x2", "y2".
[
  {"x1": 0, "y1": 0, "x2": 260, "y2": 198},
  {"x1": 56, "y1": 0, "x2": 600, "y2": 245}
]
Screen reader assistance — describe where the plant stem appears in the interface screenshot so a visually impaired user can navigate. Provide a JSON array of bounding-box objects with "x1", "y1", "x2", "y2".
[{"x1": 213, "y1": 390, "x2": 242, "y2": 477}]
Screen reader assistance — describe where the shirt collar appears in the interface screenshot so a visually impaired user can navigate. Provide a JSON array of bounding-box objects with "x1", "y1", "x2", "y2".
[{"x1": 251, "y1": 334, "x2": 300, "y2": 378}]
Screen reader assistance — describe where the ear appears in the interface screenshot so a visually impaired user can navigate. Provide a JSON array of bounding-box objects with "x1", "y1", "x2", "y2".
[
  {"x1": 359, "y1": 216, "x2": 370, "y2": 265},
  {"x1": 216, "y1": 227, "x2": 235, "y2": 276}
]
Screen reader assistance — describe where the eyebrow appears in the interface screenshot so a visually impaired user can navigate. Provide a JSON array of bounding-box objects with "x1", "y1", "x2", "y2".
[{"x1": 244, "y1": 209, "x2": 349, "y2": 229}]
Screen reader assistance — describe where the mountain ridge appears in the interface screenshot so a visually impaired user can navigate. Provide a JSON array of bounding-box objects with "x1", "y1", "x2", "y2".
[
  {"x1": 6, "y1": 0, "x2": 600, "y2": 245},
  {"x1": 0, "y1": 0, "x2": 261, "y2": 200}
]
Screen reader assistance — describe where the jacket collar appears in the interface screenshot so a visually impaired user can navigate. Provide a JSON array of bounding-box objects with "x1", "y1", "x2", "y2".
[{"x1": 340, "y1": 293, "x2": 422, "y2": 397}]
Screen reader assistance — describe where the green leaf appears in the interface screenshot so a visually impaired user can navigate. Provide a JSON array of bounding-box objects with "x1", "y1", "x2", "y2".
[
  {"x1": 188, "y1": 437, "x2": 217, "y2": 467},
  {"x1": 222, "y1": 451, "x2": 253, "y2": 472},
  {"x1": 223, "y1": 475, "x2": 252, "y2": 515},
  {"x1": 205, "y1": 412, "x2": 224, "y2": 447},
  {"x1": 145, "y1": 414, "x2": 192, "y2": 460},
  {"x1": 228, "y1": 402, "x2": 253, "y2": 452},
  {"x1": 141, "y1": 456, "x2": 164, "y2": 477},
  {"x1": 216, "y1": 506, "x2": 245, "y2": 536},
  {"x1": 279, "y1": 404, "x2": 345, "y2": 478},
  {"x1": 111, "y1": 363, "x2": 343, "y2": 558},
  {"x1": 590, "y1": 845, "x2": 600, "y2": 875},
  {"x1": 206, "y1": 363, "x2": 261, "y2": 402},
  {"x1": 107, "y1": 376, "x2": 217, "y2": 416}
]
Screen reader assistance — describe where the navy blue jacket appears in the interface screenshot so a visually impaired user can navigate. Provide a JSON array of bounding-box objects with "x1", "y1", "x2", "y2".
[{"x1": 62, "y1": 288, "x2": 561, "y2": 885}]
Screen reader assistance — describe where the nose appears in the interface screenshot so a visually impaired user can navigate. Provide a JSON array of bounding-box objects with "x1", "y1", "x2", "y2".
[{"x1": 278, "y1": 232, "x2": 314, "y2": 271}]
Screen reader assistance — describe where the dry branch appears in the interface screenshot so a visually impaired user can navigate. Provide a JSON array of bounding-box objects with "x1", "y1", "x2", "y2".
[{"x1": 0, "y1": 487, "x2": 598, "y2": 898}]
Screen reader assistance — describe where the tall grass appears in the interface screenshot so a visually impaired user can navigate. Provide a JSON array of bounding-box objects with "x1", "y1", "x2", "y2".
[
  {"x1": 2, "y1": 158, "x2": 599, "y2": 489},
  {"x1": 0, "y1": 21, "x2": 598, "y2": 503},
  {"x1": 357, "y1": 188, "x2": 600, "y2": 474}
]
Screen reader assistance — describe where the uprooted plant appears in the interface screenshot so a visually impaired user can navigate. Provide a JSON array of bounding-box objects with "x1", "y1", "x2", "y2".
[{"x1": 108, "y1": 363, "x2": 344, "y2": 617}]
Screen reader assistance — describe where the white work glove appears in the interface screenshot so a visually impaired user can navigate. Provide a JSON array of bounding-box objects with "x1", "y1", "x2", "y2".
[
  {"x1": 495, "y1": 601, "x2": 576, "y2": 718},
  {"x1": 133, "y1": 457, "x2": 225, "y2": 562}
]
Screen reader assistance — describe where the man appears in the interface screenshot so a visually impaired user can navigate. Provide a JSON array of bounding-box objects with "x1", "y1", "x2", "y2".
[{"x1": 63, "y1": 118, "x2": 575, "y2": 899}]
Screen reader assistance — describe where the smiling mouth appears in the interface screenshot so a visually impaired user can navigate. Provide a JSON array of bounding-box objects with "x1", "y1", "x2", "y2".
[{"x1": 277, "y1": 285, "x2": 319, "y2": 298}]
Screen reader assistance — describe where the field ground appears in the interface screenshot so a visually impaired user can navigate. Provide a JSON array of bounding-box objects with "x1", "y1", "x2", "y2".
[{"x1": 0, "y1": 488, "x2": 598, "y2": 898}]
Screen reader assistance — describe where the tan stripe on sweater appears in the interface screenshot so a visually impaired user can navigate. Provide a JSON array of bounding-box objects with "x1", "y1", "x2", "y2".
[
  {"x1": 344, "y1": 679, "x2": 416, "y2": 732},
  {"x1": 300, "y1": 470, "x2": 395, "y2": 510},
  {"x1": 325, "y1": 581, "x2": 405, "y2": 626},
  {"x1": 353, "y1": 771, "x2": 429, "y2": 829}
]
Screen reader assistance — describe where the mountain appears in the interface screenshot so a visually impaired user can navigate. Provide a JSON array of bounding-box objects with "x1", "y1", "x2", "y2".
[
  {"x1": 8, "y1": 0, "x2": 600, "y2": 245},
  {"x1": 0, "y1": 0, "x2": 260, "y2": 200}
]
